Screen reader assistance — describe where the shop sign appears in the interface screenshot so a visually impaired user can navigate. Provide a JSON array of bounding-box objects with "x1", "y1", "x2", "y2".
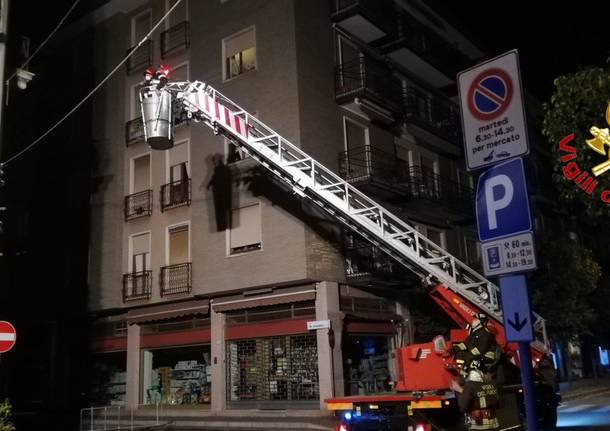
[{"x1": 307, "y1": 320, "x2": 330, "y2": 330}]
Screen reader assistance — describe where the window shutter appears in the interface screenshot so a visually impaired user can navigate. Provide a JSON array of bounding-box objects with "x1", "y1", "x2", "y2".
[
  {"x1": 230, "y1": 204, "x2": 261, "y2": 251},
  {"x1": 224, "y1": 28, "x2": 255, "y2": 58}
]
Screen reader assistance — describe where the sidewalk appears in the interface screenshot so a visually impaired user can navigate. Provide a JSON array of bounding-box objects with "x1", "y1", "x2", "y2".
[{"x1": 560, "y1": 375, "x2": 610, "y2": 401}]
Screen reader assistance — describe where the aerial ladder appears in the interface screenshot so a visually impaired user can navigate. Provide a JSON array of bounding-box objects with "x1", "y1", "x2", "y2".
[{"x1": 139, "y1": 69, "x2": 547, "y2": 427}]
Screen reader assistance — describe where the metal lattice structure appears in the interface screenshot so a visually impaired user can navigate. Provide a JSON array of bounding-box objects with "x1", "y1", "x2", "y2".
[{"x1": 140, "y1": 80, "x2": 547, "y2": 350}]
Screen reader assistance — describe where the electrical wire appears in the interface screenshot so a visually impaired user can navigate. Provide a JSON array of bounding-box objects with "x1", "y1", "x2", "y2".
[
  {"x1": 6, "y1": 0, "x2": 81, "y2": 83},
  {"x1": 1, "y1": 0, "x2": 184, "y2": 167}
]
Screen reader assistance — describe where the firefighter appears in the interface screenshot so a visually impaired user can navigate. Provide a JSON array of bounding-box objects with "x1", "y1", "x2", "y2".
[
  {"x1": 452, "y1": 315, "x2": 500, "y2": 374},
  {"x1": 450, "y1": 363, "x2": 501, "y2": 431}
]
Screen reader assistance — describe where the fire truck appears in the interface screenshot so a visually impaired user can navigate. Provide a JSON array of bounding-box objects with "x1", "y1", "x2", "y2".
[{"x1": 139, "y1": 67, "x2": 549, "y2": 431}]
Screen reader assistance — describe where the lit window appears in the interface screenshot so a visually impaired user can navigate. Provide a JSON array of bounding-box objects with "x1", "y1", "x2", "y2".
[
  {"x1": 228, "y1": 203, "x2": 262, "y2": 255},
  {"x1": 223, "y1": 27, "x2": 256, "y2": 81}
]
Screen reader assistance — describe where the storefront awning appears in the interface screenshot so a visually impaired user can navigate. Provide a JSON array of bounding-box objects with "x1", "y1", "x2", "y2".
[
  {"x1": 212, "y1": 290, "x2": 316, "y2": 312},
  {"x1": 126, "y1": 299, "x2": 209, "y2": 324}
]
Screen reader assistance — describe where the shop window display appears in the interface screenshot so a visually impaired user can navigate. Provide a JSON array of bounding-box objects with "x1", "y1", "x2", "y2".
[
  {"x1": 142, "y1": 345, "x2": 212, "y2": 405},
  {"x1": 344, "y1": 335, "x2": 391, "y2": 395},
  {"x1": 226, "y1": 334, "x2": 319, "y2": 403},
  {"x1": 90, "y1": 352, "x2": 127, "y2": 406}
]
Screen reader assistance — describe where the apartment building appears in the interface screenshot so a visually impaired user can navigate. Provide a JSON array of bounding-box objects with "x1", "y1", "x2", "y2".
[{"x1": 86, "y1": 0, "x2": 484, "y2": 414}]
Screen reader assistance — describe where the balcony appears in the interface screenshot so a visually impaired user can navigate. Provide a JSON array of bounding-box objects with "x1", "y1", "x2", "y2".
[
  {"x1": 382, "y1": 12, "x2": 471, "y2": 88},
  {"x1": 335, "y1": 56, "x2": 403, "y2": 124},
  {"x1": 161, "y1": 21, "x2": 190, "y2": 58},
  {"x1": 126, "y1": 39, "x2": 153, "y2": 75},
  {"x1": 123, "y1": 271, "x2": 152, "y2": 302},
  {"x1": 331, "y1": 0, "x2": 397, "y2": 43},
  {"x1": 125, "y1": 117, "x2": 145, "y2": 146},
  {"x1": 160, "y1": 178, "x2": 191, "y2": 212},
  {"x1": 124, "y1": 190, "x2": 153, "y2": 221},
  {"x1": 344, "y1": 233, "x2": 412, "y2": 286},
  {"x1": 339, "y1": 145, "x2": 410, "y2": 198},
  {"x1": 404, "y1": 85, "x2": 460, "y2": 144},
  {"x1": 406, "y1": 165, "x2": 474, "y2": 213},
  {"x1": 160, "y1": 262, "x2": 192, "y2": 296}
]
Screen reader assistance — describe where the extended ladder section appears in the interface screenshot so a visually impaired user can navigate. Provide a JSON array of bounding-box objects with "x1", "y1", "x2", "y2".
[{"x1": 142, "y1": 80, "x2": 547, "y2": 352}]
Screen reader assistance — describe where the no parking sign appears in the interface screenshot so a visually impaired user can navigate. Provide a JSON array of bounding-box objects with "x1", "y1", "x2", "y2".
[{"x1": 458, "y1": 50, "x2": 529, "y2": 171}]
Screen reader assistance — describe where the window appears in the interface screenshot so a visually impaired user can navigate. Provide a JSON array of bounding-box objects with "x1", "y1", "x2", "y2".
[
  {"x1": 168, "y1": 140, "x2": 190, "y2": 182},
  {"x1": 131, "y1": 232, "x2": 151, "y2": 272},
  {"x1": 415, "y1": 224, "x2": 446, "y2": 249},
  {"x1": 464, "y1": 237, "x2": 481, "y2": 267},
  {"x1": 131, "y1": 10, "x2": 151, "y2": 46},
  {"x1": 457, "y1": 169, "x2": 473, "y2": 192},
  {"x1": 222, "y1": 27, "x2": 256, "y2": 81},
  {"x1": 131, "y1": 153, "x2": 151, "y2": 193},
  {"x1": 343, "y1": 117, "x2": 368, "y2": 151},
  {"x1": 168, "y1": 224, "x2": 189, "y2": 265},
  {"x1": 166, "y1": 0, "x2": 188, "y2": 28},
  {"x1": 228, "y1": 203, "x2": 262, "y2": 255},
  {"x1": 420, "y1": 155, "x2": 439, "y2": 196}
]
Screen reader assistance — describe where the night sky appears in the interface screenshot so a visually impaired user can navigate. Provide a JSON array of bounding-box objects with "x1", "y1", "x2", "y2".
[{"x1": 428, "y1": 1, "x2": 610, "y2": 100}]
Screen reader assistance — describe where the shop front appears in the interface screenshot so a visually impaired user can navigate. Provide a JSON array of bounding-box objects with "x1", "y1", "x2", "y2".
[
  {"x1": 214, "y1": 292, "x2": 321, "y2": 409},
  {"x1": 125, "y1": 300, "x2": 211, "y2": 407},
  {"x1": 90, "y1": 320, "x2": 128, "y2": 406}
]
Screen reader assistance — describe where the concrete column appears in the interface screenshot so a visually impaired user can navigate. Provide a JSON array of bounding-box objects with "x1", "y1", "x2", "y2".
[
  {"x1": 315, "y1": 281, "x2": 344, "y2": 410},
  {"x1": 126, "y1": 323, "x2": 141, "y2": 405},
  {"x1": 211, "y1": 308, "x2": 226, "y2": 413}
]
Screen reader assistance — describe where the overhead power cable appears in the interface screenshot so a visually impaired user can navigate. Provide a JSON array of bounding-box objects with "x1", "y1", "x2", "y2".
[
  {"x1": 6, "y1": 0, "x2": 81, "y2": 83},
  {"x1": 1, "y1": 0, "x2": 183, "y2": 167}
]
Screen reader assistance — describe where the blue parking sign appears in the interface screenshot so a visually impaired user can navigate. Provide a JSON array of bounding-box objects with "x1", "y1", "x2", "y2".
[{"x1": 476, "y1": 158, "x2": 531, "y2": 242}]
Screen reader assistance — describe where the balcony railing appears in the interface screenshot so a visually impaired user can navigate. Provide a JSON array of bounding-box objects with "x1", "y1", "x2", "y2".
[
  {"x1": 160, "y1": 178, "x2": 191, "y2": 212},
  {"x1": 404, "y1": 85, "x2": 460, "y2": 143},
  {"x1": 123, "y1": 271, "x2": 152, "y2": 301},
  {"x1": 124, "y1": 190, "x2": 153, "y2": 221},
  {"x1": 161, "y1": 21, "x2": 190, "y2": 58},
  {"x1": 344, "y1": 233, "x2": 409, "y2": 285},
  {"x1": 331, "y1": 0, "x2": 397, "y2": 42},
  {"x1": 407, "y1": 165, "x2": 474, "y2": 211},
  {"x1": 160, "y1": 262, "x2": 192, "y2": 296},
  {"x1": 125, "y1": 117, "x2": 145, "y2": 146},
  {"x1": 126, "y1": 39, "x2": 153, "y2": 75},
  {"x1": 338, "y1": 145, "x2": 407, "y2": 187},
  {"x1": 338, "y1": 146, "x2": 474, "y2": 212},
  {"x1": 335, "y1": 57, "x2": 403, "y2": 115},
  {"x1": 384, "y1": 11, "x2": 470, "y2": 77}
]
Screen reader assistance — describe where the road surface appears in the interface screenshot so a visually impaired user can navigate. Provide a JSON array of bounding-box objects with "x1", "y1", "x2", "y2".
[{"x1": 558, "y1": 392, "x2": 610, "y2": 430}]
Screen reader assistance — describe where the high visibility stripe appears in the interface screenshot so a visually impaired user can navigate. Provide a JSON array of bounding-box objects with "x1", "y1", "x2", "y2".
[
  {"x1": 479, "y1": 396, "x2": 487, "y2": 408},
  {"x1": 471, "y1": 347, "x2": 481, "y2": 355},
  {"x1": 0, "y1": 333, "x2": 16, "y2": 341}
]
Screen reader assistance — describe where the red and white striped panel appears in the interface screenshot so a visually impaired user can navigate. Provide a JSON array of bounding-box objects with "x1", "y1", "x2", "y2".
[{"x1": 188, "y1": 90, "x2": 248, "y2": 139}]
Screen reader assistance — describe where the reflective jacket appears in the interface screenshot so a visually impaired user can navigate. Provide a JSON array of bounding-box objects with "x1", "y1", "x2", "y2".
[{"x1": 457, "y1": 380, "x2": 500, "y2": 431}]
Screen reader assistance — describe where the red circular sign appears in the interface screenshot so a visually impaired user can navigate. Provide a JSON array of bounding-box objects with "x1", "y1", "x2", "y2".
[
  {"x1": 0, "y1": 321, "x2": 17, "y2": 353},
  {"x1": 467, "y1": 68, "x2": 513, "y2": 121}
]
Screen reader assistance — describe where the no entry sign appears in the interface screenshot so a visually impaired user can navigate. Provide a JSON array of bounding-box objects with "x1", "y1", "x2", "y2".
[
  {"x1": 0, "y1": 321, "x2": 16, "y2": 353},
  {"x1": 458, "y1": 50, "x2": 529, "y2": 171}
]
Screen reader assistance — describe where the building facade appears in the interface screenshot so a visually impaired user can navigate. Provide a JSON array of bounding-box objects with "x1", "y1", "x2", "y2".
[{"x1": 85, "y1": 0, "x2": 484, "y2": 415}]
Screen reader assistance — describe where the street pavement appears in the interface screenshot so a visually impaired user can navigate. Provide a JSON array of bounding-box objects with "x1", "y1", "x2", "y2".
[{"x1": 558, "y1": 393, "x2": 610, "y2": 430}]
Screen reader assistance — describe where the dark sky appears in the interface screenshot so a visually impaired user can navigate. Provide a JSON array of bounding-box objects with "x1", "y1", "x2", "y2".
[
  {"x1": 10, "y1": 1, "x2": 610, "y2": 101},
  {"x1": 428, "y1": 1, "x2": 610, "y2": 100}
]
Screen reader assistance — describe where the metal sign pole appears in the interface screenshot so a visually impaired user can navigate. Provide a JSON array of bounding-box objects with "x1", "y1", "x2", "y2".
[{"x1": 518, "y1": 340, "x2": 537, "y2": 431}]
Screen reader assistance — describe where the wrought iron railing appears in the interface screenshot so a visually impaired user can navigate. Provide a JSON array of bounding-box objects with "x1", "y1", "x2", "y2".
[
  {"x1": 407, "y1": 165, "x2": 474, "y2": 210},
  {"x1": 335, "y1": 56, "x2": 403, "y2": 113},
  {"x1": 123, "y1": 271, "x2": 152, "y2": 302},
  {"x1": 330, "y1": 0, "x2": 397, "y2": 37},
  {"x1": 126, "y1": 39, "x2": 153, "y2": 75},
  {"x1": 160, "y1": 262, "x2": 192, "y2": 296},
  {"x1": 125, "y1": 117, "x2": 145, "y2": 146},
  {"x1": 124, "y1": 190, "x2": 153, "y2": 221},
  {"x1": 338, "y1": 144, "x2": 407, "y2": 185},
  {"x1": 161, "y1": 21, "x2": 190, "y2": 58},
  {"x1": 160, "y1": 178, "x2": 191, "y2": 211},
  {"x1": 404, "y1": 85, "x2": 460, "y2": 143}
]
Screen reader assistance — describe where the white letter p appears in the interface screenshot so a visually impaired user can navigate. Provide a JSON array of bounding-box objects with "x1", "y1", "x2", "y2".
[{"x1": 484, "y1": 175, "x2": 513, "y2": 230}]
